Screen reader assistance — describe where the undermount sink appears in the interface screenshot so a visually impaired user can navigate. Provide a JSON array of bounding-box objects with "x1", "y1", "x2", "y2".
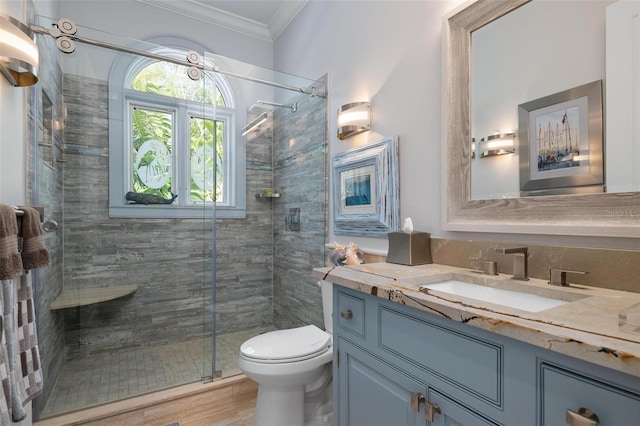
[{"x1": 420, "y1": 280, "x2": 572, "y2": 313}]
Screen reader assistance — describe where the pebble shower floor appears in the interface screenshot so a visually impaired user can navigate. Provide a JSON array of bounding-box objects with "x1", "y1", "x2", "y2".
[{"x1": 40, "y1": 326, "x2": 276, "y2": 418}]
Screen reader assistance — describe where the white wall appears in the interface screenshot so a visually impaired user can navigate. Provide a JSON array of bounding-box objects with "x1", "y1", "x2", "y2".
[
  {"x1": 275, "y1": 0, "x2": 457, "y2": 254},
  {"x1": 275, "y1": 0, "x2": 638, "y2": 251}
]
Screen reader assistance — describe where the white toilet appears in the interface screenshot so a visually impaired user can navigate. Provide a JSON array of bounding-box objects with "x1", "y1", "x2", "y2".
[{"x1": 238, "y1": 281, "x2": 334, "y2": 426}]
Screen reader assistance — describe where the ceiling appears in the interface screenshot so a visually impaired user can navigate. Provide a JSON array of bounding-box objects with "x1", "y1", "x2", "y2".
[{"x1": 137, "y1": 0, "x2": 308, "y2": 41}]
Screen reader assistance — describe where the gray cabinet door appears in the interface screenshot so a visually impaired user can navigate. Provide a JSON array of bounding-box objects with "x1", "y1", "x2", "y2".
[
  {"x1": 428, "y1": 389, "x2": 500, "y2": 426},
  {"x1": 338, "y1": 338, "x2": 428, "y2": 426}
]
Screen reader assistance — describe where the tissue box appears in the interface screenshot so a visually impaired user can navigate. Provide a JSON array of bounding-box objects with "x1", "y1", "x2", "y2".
[{"x1": 386, "y1": 232, "x2": 432, "y2": 266}]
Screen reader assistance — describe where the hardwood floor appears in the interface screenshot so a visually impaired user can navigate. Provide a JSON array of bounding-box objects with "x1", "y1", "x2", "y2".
[{"x1": 34, "y1": 375, "x2": 257, "y2": 426}]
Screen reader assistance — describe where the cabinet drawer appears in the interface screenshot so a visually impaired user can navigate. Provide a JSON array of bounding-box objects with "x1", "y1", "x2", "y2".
[
  {"x1": 337, "y1": 291, "x2": 365, "y2": 338},
  {"x1": 379, "y1": 306, "x2": 503, "y2": 407},
  {"x1": 539, "y1": 362, "x2": 640, "y2": 426}
]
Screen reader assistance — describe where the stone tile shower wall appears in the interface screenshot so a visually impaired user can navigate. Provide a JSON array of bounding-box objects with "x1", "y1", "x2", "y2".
[
  {"x1": 214, "y1": 112, "x2": 275, "y2": 335},
  {"x1": 60, "y1": 74, "x2": 274, "y2": 357},
  {"x1": 273, "y1": 76, "x2": 329, "y2": 330}
]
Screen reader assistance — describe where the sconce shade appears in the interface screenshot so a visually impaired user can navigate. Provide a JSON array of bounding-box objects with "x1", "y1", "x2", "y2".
[
  {"x1": 337, "y1": 101, "x2": 370, "y2": 140},
  {"x1": 0, "y1": 14, "x2": 39, "y2": 87},
  {"x1": 480, "y1": 132, "x2": 516, "y2": 158}
]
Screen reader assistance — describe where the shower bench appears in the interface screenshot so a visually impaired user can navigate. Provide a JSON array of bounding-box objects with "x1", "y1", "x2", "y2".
[{"x1": 50, "y1": 284, "x2": 138, "y2": 310}]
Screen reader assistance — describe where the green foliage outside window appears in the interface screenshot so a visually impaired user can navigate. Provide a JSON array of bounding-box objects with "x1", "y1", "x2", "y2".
[
  {"x1": 190, "y1": 117, "x2": 224, "y2": 202},
  {"x1": 130, "y1": 60, "x2": 226, "y2": 203},
  {"x1": 132, "y1": 108, "x2": 173, "y2": 197}
]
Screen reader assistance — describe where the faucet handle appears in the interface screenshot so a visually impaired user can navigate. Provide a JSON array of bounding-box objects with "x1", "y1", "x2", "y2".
[
  {"x1": 549, "y1": 268, "x2": 589, "y2": 287},
  {"x1": 476, "y1": 259, "x2": 498, "y2": 276}
]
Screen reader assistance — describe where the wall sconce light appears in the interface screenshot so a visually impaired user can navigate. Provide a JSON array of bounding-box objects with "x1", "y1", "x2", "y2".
[
  {"x1": 337, "y1": 102, "x2": 370, "y2": 140},
  {"x1": 471, "y1": 138, "x2": 476, "y2": 159},
  {"x1": 480, "y1": 131, "x2": 516, "y2": 158},
  {"x1": 0, "y1": 14, "x2": 39, "y2": 87},
  {"x1": 241, "y1": 112, "x2": 268, "y2": 136}
]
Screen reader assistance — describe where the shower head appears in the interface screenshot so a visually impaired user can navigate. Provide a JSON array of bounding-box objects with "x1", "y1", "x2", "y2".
[
  {"x1": 256, "y1": 100, "x2": 297, "y2": 113},
  {"x1": 241, "y1": 111, "x2": 268, "y2": 136}
]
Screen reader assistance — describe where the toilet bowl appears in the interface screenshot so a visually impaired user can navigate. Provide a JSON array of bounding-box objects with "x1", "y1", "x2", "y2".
[{"x1": 238, "y1": 281, "x2": 334, "y2": 426}]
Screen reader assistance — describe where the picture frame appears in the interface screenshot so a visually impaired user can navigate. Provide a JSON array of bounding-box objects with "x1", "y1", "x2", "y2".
[
  {"x1": 518, "y1": 80, "x2": 604, "y2": 196},
  {"x1": 332, "y1": 135, "x2": 399, "y2": 237}
]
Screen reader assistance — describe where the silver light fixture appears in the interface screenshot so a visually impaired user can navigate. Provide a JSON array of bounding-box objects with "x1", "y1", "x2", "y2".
[
  {"x1": 480, "y1": 132, "x2": 516, "y2": 158},
  {"x1": 337, "y1": 101, "x2": 370, "y2": 140},
  {"x1": 0, "y1": 14, "x2": 39, "y2": 87}
]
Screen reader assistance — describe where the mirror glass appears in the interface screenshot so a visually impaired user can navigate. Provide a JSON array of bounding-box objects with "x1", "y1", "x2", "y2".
[
  {"x1": 470, "y1": 0, "x2": 639, "y2": 200},
  {"x1": 442, "y1": 0, "x2": 639, "y2": 237}
]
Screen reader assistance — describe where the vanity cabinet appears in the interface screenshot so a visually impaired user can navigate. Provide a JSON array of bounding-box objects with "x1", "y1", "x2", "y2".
[{"x1": 333, "y1": 285, "x2": 640, "y2": 426}]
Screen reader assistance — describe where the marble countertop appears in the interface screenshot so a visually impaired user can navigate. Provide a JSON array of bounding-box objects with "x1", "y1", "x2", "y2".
[{"x1": 313, "y1": 262, "x2": 640, "y2": 378}]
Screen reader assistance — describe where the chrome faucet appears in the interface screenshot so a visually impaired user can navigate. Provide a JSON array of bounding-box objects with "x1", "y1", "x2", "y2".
[{"x1": 495, "y1": 247, "x2": 529, "y2": 281}]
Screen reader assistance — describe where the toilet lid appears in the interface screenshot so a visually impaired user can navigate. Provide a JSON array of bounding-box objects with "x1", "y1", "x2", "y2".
[{"x1": 240, "y1": 325, "x2": 331, "y2": 362}]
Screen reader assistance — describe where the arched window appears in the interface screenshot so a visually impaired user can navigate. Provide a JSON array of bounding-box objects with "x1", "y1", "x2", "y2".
[{"x1": 108, "y1": 44, "x2": 246, "y2": 219}]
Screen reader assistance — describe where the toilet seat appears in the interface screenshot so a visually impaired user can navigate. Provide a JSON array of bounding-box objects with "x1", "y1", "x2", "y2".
[{"x1": 240, "y1": 325, "x2": 331, "y2": 364}]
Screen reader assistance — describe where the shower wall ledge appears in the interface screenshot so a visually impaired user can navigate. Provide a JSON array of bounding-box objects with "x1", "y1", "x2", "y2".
[{"x1": 50, "y1": 285, "x2": 138, "y2": 310}]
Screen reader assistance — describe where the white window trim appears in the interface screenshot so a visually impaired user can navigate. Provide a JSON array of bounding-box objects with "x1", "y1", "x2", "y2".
[{"x1": 108, "y1": 43, "x2": 246, "y2": 219}]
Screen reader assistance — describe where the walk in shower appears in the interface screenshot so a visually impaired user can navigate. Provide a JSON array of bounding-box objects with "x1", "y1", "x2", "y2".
[{"x1": 28, "y1": 16, "x2": 328, "y2": 420}]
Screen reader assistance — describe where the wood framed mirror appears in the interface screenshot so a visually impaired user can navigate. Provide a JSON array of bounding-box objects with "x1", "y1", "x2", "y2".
[{"x1": 441, "y1": 0, "x2": 639, "y2": 238}]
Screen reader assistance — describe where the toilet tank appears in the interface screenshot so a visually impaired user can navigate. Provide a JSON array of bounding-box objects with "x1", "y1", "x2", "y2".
[{"x1": 319, "y1": 280, "x2": 333, "y2": 334}]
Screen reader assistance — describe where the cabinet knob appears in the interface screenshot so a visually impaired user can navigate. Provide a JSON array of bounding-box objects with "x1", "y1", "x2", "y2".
[
  {"x1": 424, "y1": 402, "x2": 441, "y2": 422},
  {"x1": 410, "y1": 392, "x2": 441, "y2": 422},
  {"x1": 410, "y1": 392, "x2": 425, "y2": 412},
  {"x1": 340, "y1": 310, "x2": 353, "y2": 320},
  {"x1": 566, "y1": 408, "x2": 600, "y2": 426}
]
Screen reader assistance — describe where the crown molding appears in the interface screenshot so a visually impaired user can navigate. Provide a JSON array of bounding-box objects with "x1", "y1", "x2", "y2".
[
  {"x1": 136, "y1": 0, "x2": 307, "y2": 42},
  {"x1": 268, "y1": 1, "x2": 307, "y2": 40}
]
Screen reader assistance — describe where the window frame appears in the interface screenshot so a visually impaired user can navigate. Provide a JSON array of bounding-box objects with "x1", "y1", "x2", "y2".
[{"x1": 108, "y1": 44, "x2": 246, "y2": 219}]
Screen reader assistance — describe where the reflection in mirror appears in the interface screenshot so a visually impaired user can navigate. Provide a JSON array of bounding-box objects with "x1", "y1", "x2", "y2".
[
  {"x1": 442, "y1": 0, "x2": 640, "y2": 237},
  {"x1": 470, "y1": 0, "x2": 637, "y2": 200}
]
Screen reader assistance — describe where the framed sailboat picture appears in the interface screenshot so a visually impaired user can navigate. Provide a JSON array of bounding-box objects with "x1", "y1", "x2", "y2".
[{"x1": 518, "y1": 80, "x2": 604, "y2": 196}]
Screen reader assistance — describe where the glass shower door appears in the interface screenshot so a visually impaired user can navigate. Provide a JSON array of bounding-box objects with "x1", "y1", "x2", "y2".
[{"x1": 30, "y1": 19, "x2": 217, "y2": 419}]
